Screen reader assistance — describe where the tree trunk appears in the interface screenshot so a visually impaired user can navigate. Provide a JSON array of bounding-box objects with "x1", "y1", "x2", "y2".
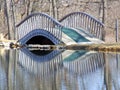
[
  {"x1": 49, "y1": 0, "x2": 58, "y2": 19},
  {"x1": 5, "y1": 0, "x2": 15, "y2": 40},
  {"x1": 102, "y1": 0, "x2": 107, "y2": 24},
  {"x1": 49, "y1": 0, "x2": 53, "y2": 17},
  {"x1": 53, "y1": 0, "x2": 58, "y2": 19}
]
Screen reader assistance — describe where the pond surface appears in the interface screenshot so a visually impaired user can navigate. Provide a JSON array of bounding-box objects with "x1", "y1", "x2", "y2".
[{"x1": 0, "y1": 48, "x2": 120, "y2": 90}]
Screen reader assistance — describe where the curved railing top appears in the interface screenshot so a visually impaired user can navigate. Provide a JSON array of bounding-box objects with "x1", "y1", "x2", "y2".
[
  {"x1": 59, "y1": 12, "x2": 105, "y2": 40},
  {"x1": 59, "y1": 12, "x2": 104, "y2": 26},
  {"x1": 15, "y1": 12, "x2": 105, "y2": 43},
  {"x1": 16, "y1": 13, "x2": 63, "y2": 27},
  {"x1": 15, "y1": 13, "x2": 63, "y2": 44}
]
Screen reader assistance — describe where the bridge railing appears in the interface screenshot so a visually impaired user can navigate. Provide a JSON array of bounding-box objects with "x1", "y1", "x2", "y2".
[
  {"x1": 16, "y1": 13, "x2": 63, "y2": 44},
  {"x1": 59, "y1": 12, "x2": 105, "y2": 40}
]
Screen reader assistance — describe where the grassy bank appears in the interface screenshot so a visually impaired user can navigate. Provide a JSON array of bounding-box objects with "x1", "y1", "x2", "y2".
[{"x1": 66, "y1": 43, "x2": 120, "y2": 52}]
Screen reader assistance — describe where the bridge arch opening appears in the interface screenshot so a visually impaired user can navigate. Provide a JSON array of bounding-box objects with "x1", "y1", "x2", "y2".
[
  {"x1": 18, "y1": 29, "x2": 61, "y2": 55},
  {"x1": 26, "y1": 35, "x2": 54, "y2": 56},
  {"x1": 18, "y1": 29, "x2": 60, "y2": 45},
  {"x1": 26, "y1": 35, "x2": 54, "y2": 45}
]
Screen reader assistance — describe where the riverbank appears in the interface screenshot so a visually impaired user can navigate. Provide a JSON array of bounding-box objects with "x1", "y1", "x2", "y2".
[
  {"x1": 66, "y1": 43, "x2": 120, "y2": 52},
  {"x1": 1, "y1": 37, "x2": 120, "y2": 53},
  {"x1": 13, "y1": 43, "x2": 120, "y2": 53}
]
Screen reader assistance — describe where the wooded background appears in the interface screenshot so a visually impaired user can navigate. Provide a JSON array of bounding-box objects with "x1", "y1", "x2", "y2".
[{"x1": 0, "y1": 0, "x2": 120, "y2": 42}]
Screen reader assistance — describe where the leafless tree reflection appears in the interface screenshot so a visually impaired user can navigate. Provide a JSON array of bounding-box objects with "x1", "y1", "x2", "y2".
[{"x1": 0, "y1": 49, "x2": 120, "y2": 90}]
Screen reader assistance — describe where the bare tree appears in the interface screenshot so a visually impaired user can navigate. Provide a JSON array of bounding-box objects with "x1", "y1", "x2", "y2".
[
  {"x1": 4, "y1": 0, "x2": 15, "y2": 40},
  {"x1": 49, "y1": 0, "x2": 58, "y2": 19},
  {"x1": 101, "y1": 0, "x2": 107, "y2": 24}
]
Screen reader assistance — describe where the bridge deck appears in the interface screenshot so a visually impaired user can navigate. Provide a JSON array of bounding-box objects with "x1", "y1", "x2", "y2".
[{"x1": 61, "y1": 27, "x2": 104, "y2": 45}]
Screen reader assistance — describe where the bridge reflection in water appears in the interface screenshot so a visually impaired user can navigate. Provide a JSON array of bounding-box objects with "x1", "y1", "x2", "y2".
[{"x1": 0, "y1": 48, "x2": 120, "y2": 90}]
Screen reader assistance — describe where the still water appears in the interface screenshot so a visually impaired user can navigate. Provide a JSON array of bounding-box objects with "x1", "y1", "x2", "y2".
[{"x1": 0, "y1": 47, "x2": 120, "y2": 90}]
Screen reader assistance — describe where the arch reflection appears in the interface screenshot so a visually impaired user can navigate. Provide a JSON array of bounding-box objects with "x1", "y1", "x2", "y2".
[{"x1": 1, "y1": 48, "x2": 116, "y2": 90}]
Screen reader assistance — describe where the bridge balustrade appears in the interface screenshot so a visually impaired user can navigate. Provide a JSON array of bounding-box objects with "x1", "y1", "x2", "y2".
[
  {"x1": 59, "y1": 12, "x2": 104, "y2": 40},
  {"x1": 16, "y1": 13, "x2": 63, "y2": 45}
]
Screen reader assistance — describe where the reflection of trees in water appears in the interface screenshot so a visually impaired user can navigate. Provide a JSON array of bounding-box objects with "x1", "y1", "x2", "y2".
[
  {"x1": 0, "y1": 49, "x2": 17, "y2": 90},
  {"x1": 0, "y1": 49, "x2": 8, "y2": 90},
  {"x1": 104, "y1": 54, "x2": 120, "y2": 90},
  {"x1": 16, "y1": 50, "x2": 106, "y2": 90},
  {"x1": 62, "y1": 52, "x2": 105, "y2": 90},
  {"x1": 1, "y1": 49, "x2": 120, "y2": 90}
]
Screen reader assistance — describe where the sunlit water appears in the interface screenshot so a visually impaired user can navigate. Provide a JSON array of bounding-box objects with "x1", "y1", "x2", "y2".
[{"x1": 0, "y1": 48, "x2": 120, "y2": 90}]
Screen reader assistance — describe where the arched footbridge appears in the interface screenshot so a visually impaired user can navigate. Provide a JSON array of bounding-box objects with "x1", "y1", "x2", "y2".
[{"x1": 15, "y1": 12, "x2": 104, "y2": 46}]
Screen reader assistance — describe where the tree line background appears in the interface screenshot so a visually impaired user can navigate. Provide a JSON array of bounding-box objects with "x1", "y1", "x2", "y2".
[{"x1": 0, "y1": 0, "x2": 120, "y2": 42}]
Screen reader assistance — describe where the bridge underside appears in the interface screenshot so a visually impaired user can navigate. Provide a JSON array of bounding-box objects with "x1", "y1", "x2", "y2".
[
  {"x1": 18, "y1": 29, "x2": 60, "y2": 45},
  {"x1": 26, "y1": 36, "x2": 54, "y2": 45}
]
